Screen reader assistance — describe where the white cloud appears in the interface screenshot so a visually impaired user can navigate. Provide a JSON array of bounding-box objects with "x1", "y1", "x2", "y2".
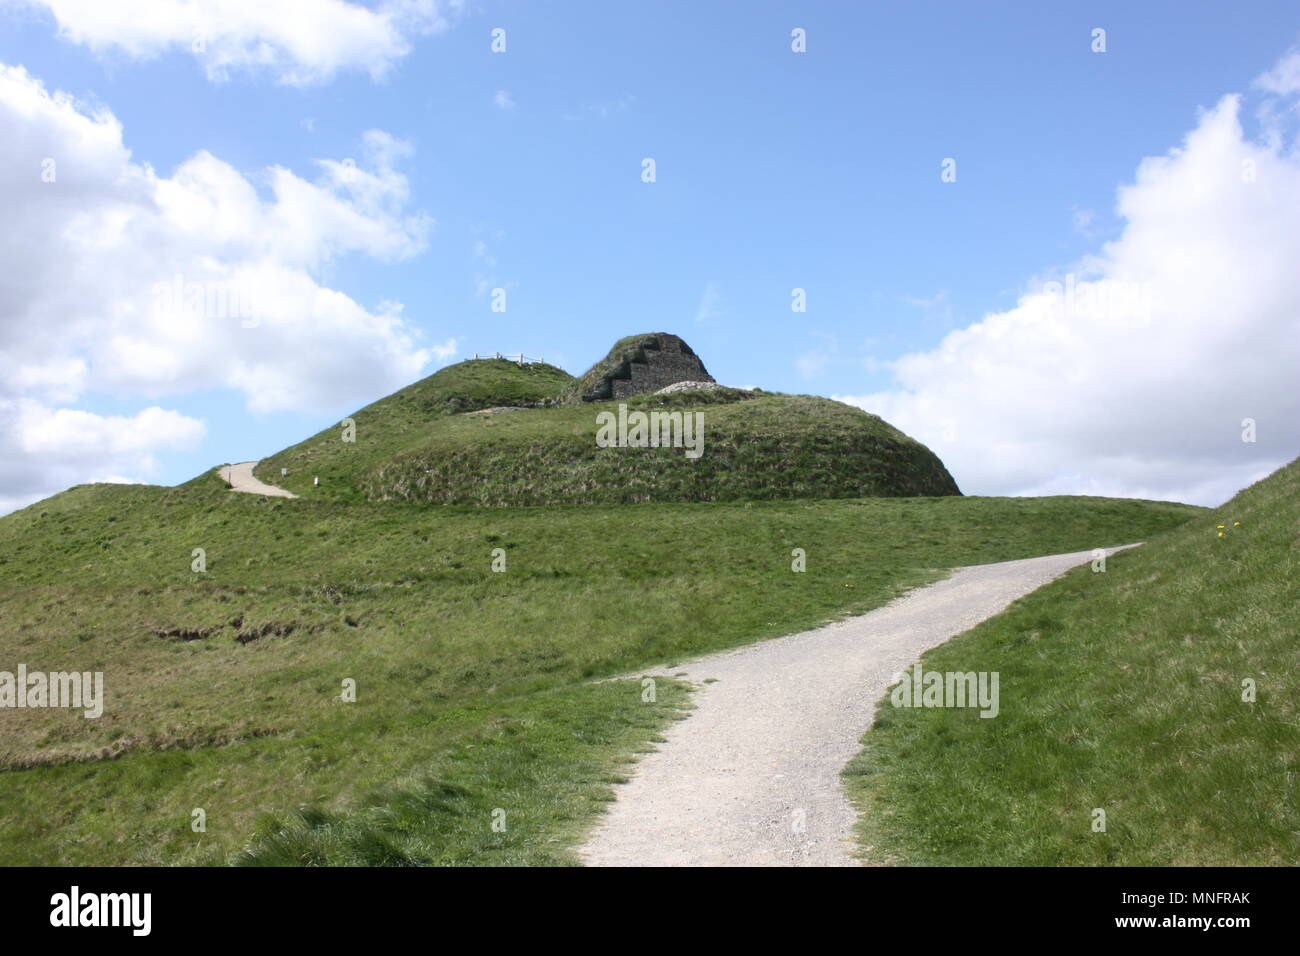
[
  {"x1": 493, "y1": 89, "x2": 515, "y2": 110},
  {"x1": 694, "y1": 281, "x2": 723, "y2": 324},
  {"x1": 429, "y1": 337, "x2": 458, "y2": 361},
  {"x1": 10, "y1": 0, "x2": 461, "y2": 85},
  {"x1": 0, "y1": 401, "x2": 205, "y2": 514},
  {"x1": 14, "y1": 403, "x2": 204, "y2": 458},
  {"x1": 837, "y1": 69, "x2": 1300, "y2": 507},
  {"x1": 0, "y1": 63, "x2": 440, "y2": 510},
  {"x1": 1254, "y1": 46, "x2": 1300, "y2": 96}
]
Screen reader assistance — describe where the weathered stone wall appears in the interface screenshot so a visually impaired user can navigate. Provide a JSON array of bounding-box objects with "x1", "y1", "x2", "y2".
[{"x1": 584, "y1": 334, "x2": 715, "y2": 401}]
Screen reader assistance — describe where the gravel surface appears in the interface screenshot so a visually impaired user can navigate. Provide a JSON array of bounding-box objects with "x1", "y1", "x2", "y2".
[
  {"x1": 217, "y1": 461, "x2": 298, "y2": 498},
  {"x1": 580, "y1": 545, "x2": 1138, "y2": 867},
  {"x1": 653, "y1": 380, "x2": 723, "y2": 394}
]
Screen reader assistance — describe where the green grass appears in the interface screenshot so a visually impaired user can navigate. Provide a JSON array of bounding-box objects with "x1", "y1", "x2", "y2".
[
  {"x1": 0, "y1": 677, "x2": 690, "y2": 867},
  {"x1": 379, "y1": 356, "x2": 575, "y2": 413},
  {"x1": 234, "y1": 679, "x2": 691, "y2": 866},
  {"x1": 844, "y1": 457, "x2": 1299, "y2": 866},
  {"x1": 248, "y1": 343, "x2": 964, "y2": 504},
  {"x1": 260, "y1": 387, "x2": 962, "y2": 505},
  {"x1": 0, "y1": 474, "x2": 1198, "y2": 865},
  {"x1": 256, "y1": 357, "x2": 575, "y2": 500}
]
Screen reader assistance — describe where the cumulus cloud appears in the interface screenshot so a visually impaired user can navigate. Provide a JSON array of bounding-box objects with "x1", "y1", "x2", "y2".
[
  {"x1": 0, "y1": 402, "x2": 205, "y2": 514},
  {"x1": 0, "y1": 63, "x2": 442, "y2": 511},
  {"x1": 9, "y1": 0, "x2": 461, "y2": 85},
  {"x1": 838, "y1": 61, "x2": 1300, "y2": 506}
]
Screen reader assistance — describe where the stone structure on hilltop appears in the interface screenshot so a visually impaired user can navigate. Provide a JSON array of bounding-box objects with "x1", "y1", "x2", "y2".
[{"x1": 580, "y1": 333, "x2": 716, "y2": 402}]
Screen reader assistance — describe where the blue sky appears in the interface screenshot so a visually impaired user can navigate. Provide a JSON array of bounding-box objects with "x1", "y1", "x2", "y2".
[{"x1": 1, "y1": 0, "x2": 1298, "y2": 511}]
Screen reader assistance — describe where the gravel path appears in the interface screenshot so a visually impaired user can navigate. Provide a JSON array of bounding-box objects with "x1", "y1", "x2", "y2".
[
  {"x1": 217, "y1": 461, "x2": 298, "y2": 498},
  {"x1": 580, "y1": 545, "x2": 1137, "y2": 867}
]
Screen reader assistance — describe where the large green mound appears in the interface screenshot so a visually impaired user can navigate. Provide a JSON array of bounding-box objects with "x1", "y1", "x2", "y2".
[
  {"x1": 846, "y1": 456, "x2": 1300, "y2": 865},
  {"x1": 363, "y1": 390, "x2": 960, "y2": 505},
  {"x1": 256, "y1": 334, "x2": 961, "y2": 504}
]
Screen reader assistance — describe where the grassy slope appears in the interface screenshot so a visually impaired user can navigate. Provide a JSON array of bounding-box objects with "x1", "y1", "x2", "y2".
[
  {"x1": 0, "y1": 478, "x2": 1198, "y2": 864},
  {"x1": 256, "y1": 357, "x2": 574, "y2": 499},
  {"x1": 263, "y1": 387, "x2": 963, "y2": 505},
  {"x1": 845, "y1": 457, "x2": 1299, "y2": 866}
]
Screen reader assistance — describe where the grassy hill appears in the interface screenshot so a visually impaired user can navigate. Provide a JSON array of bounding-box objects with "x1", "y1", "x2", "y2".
[
  {"x1": 0, "y1": 472, "x2": 1199, "y2": 864},
  {"x1": 256, "y1": 357, "x2": 574, "y2": 498},
  {"x1": 361, "y1": 390, "x2": 963, "y2": 505},
  {"x1": 845, "y1": 456, "x2": 1300, "y2": 865},
  {"x1": 374, "y1": 356, "x2": 576, "y2": 413},
  {"x1": 251, "y1": 331, "x2": 969, "y2": 504},
  {"x1": 258, "y1": 378, "x2": 963, "y2": 505}
]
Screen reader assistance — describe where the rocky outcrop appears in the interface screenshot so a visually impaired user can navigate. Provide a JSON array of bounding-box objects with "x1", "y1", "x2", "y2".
[{"x1": 576, "y1": 333, "x2": 716, "y2": 402}]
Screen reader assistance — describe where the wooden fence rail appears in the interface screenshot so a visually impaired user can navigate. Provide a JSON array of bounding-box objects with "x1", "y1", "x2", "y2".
[{"x1": 472, "y1": 352, "x2": 545, "y2": 365}]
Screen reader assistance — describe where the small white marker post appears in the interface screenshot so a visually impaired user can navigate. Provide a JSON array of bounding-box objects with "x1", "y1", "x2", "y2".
[{"x1": 313, "y1": 476, "x2": 319, "y2": 487}]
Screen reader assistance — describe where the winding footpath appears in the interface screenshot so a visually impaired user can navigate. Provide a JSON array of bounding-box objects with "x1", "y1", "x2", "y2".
[
  {"x1": 580, "y1": 545, "x2": 1138, "y2": 867},
  {"x1": 217, "y1": 461, "x2": 298, "y2": 498}
]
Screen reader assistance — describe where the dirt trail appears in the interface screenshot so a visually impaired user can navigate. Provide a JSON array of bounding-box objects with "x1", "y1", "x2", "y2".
[{"x1": 580, "y1": 546, "x2": 1137, "y2": 867}]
